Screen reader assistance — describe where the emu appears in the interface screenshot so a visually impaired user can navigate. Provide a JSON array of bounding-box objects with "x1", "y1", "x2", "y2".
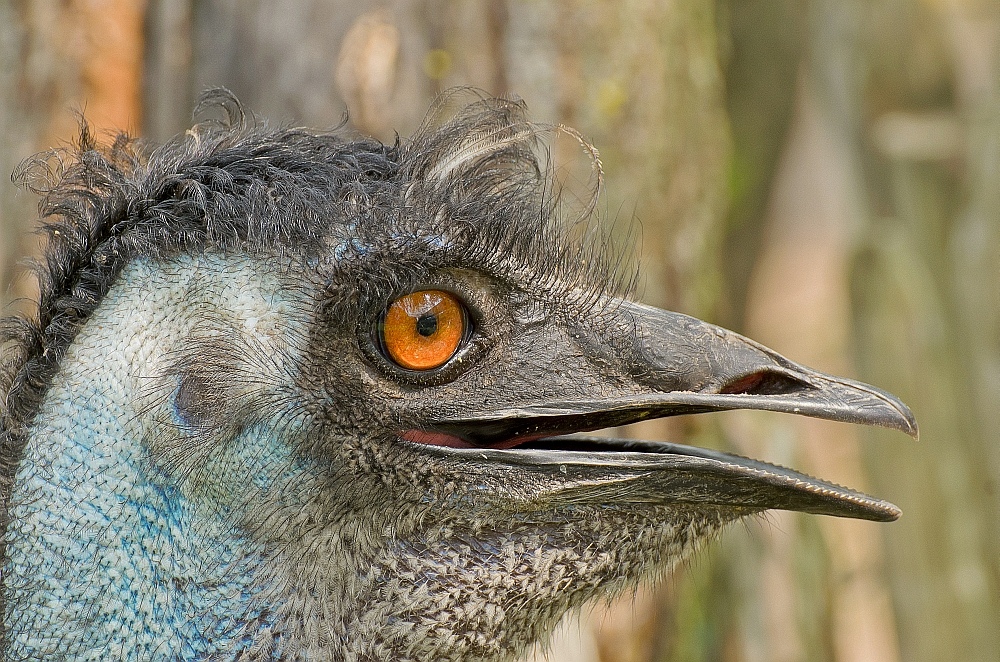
[{"x1": 0, "y1": 91, "x2": 915, "y2": 661}]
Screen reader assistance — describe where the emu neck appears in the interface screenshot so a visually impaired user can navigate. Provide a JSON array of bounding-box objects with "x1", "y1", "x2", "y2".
[{"x1": 3, "y1": 254, "x2": 313, "y2": 660}]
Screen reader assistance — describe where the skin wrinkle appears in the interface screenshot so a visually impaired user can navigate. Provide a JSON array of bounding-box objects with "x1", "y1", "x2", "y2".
[{"x1": 0, "y1": 92, "x2": 912, "y2": 661}]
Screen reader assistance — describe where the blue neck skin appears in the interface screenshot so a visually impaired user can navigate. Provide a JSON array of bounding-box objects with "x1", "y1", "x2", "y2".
[{"x1": 3, "y1": 255, "x2": 317, "y2": 660}]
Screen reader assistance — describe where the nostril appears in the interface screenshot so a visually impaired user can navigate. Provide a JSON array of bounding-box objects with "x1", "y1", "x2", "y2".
[{"x1": 720, "y1": 370, "x2": 812, "y2": 396}]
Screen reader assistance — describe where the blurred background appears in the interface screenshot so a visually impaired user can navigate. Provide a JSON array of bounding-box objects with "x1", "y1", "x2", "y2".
[{"x1": 0, "y1": 1, "x2": 996, "y2": 660}]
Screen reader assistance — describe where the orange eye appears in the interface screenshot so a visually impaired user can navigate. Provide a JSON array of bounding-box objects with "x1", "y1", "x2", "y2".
[{"x1": 381, "y1": 290, "x2": 467, "y2": 370}]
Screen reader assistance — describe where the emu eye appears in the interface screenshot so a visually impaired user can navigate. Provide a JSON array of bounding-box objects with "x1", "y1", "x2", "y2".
[{"x1": 381, "y1": 290, "x2": 467, "y2": 370}]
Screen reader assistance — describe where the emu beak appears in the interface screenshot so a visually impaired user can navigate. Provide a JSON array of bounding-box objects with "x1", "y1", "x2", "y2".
[{"x1": 413, "y1": 301, "x2": 916, "y2": 522}]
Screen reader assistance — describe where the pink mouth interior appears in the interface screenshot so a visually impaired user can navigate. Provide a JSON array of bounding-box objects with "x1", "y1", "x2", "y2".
[{"x1": 401, "y1": 429, "x2": 547, "y2": 450}]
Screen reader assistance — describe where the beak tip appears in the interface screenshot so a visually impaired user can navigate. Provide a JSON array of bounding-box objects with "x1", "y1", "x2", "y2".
[
  {"x1": 873, "y1": 498, "x2": 903, "y2": 522},
  {"x1": 885, "y1": 399, "x2": 919, "y2": 440}
]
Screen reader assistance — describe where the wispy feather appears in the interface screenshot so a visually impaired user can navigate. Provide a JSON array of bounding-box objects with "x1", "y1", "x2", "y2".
[{"x1": 425, "y1": 121, "x2": 535, "y2": 184}]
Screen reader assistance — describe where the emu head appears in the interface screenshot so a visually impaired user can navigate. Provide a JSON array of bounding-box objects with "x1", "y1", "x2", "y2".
[{"x1": 0, "y1": 92, "x2": 915, "y2": 661}]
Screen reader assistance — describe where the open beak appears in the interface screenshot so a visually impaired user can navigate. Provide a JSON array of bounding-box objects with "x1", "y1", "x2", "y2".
[{"x1": 407, "y1": 300, "x2": 916, "y2": 522}]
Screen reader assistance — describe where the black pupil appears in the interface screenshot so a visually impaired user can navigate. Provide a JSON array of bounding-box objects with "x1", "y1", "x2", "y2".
[{"x1": 416, "y1": 314, "x2": 438, "y2": 337}]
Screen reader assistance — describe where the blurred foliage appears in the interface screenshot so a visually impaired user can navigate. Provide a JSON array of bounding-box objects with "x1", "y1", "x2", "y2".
[{"x1": 1, "y1": 1, "x2": 997, "y2": 660}]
